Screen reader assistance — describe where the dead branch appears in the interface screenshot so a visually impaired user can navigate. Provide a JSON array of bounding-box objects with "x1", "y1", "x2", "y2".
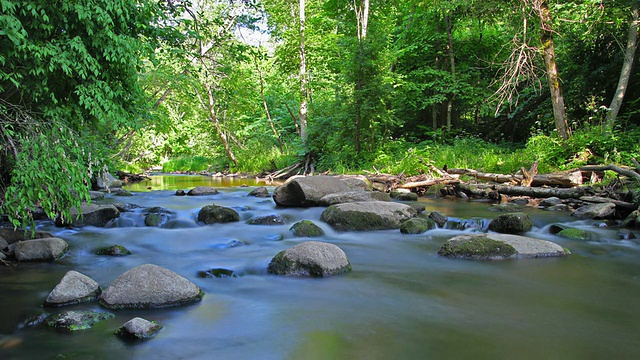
[{"x1": 580, "y1": 164, "x2": 640, "y2": 182}]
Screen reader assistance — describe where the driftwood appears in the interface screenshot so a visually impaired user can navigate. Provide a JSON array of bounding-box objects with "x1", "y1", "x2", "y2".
[
  {"x1": 448, "y1": 168, "x2": 584, "y2": 187},
  {"x1": 456, "y1": 183, "x2": 591, "y2": 199}
]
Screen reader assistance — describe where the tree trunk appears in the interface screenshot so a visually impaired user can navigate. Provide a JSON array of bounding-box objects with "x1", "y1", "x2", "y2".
[
  {"x1": 253, "y1": 54, "x2": 284, "y2": 154},
  {"x1": 445, "y1": 12, "x2": 456, "y2": 131},
  {"x1": 353, "y1": 0, "x2": 370, "y2": 154},
  {"x1": 534, "y1": 0, "x2": 569, "y2": 140},
  {"x1": 206, "y1": 86, "x2": 238, "y2": 166},
  {"x1": 606, "y1": 1, "x2": 640, "y2": 130},
  {"x1": 299, "y1": 0, "x2": 308, "y2": 141}
]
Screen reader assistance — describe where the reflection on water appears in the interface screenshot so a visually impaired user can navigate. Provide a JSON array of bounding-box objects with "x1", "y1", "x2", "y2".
[{"x1": 1, "y1": 175, "x2": 640, "y2": 359}]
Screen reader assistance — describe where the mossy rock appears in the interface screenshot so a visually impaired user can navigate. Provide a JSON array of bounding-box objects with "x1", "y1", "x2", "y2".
[
  {"x1": 489, "y1": 203, "x2": 523, "y2": 212},
  {"x1": 556, "y1": 228, "x2": 592, "y2": 241},
  {"x1": 320, "y1": 201, "x2": 417, "y2": 231},
  {"x1": 487, "y1": 212, "x2": 533, "y2": 234},
  {"x1": 395, "y1": 192, "x2": 419, "y2": 201},
  {"x1": 197, "y1": 205, "x2": 240, "y2": 224},
  {"x1": 290, "y1": 220, "x2": 325, "y2": 237},
  {"x1": 96, "y1": 245, "x2": 132, "y2": 256},
  {"x1": 400, "y1": 218, "x2": 435, "y2": 234},
  {"x1": 198, "y1": 268, "x2": 238, "y2": 278},
  {"x1": 247, "y1": 214, "x2": 285, "y2": 225},
  {"x1": 437, "y1": 235, "x2": 517, "y2": 260},
  {"x1": 144, "y1": 213, "x2": 165, "y2": 227},
  {"x1": 267, "y1": 241, "x2": 351, "y2": 277},
  {"x1": 621, "y1": 210, "x2": 640, "y2": 228},
  {"x1": 45, "y1": 310, "x2": 114, "y2": 332},
  {"x1": 115, "y1": 317, "x2": 162, "y2": 340}
]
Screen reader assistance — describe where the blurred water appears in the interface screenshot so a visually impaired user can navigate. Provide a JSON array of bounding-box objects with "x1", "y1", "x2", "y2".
[{"x1": 1, "y1": 175, "x2": 639, "y2": 359}]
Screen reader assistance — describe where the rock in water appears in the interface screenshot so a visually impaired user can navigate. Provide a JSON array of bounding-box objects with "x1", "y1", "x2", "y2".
[
  {"x1": 197, "y1": 204, "x2": 240, "y2": 224},
  {"x1": 100, "y1": 264, "x2": 204, "y2": 309},
  {"x1": 318, "y1": 191, "x2": 390, "y2": 206},
  {"x1": 268, "y1": 241, "x2": 351, "y2": 277},
  {"x1": 290, "y1": 220, "x2": 325, "y2": 237},
  {"x1": 438, "y1": 233, "x2": 568, "y2": 260},
  {"x1": 487, "y1": 212, "x2": 534, "y2": 234},
  {"x1": 55, "y1": 204, "x2": 120, "y2": 227},
  {"x1": 571, "y1": 202, "x2": 616, "y2": 219},
  {"x1": 320, "y1": 201, "x2": 417, "y2": 231},
  {"x1": 45, "y1": 310, "x2": 114, "y2": 332},
  {"x1": 45, "y1": 271, "x2": 101, "y2": 307},
  {"x1": 273, "y1": 176, "x2": 353, "y2": 207},
  {"x1": 248, "y1": 186, "x2": 270, "y2": 198},
  {"x1": 187, "y1": 186, "x2": 219, "y2": 196},
  {"x1": 13, "y1": 238, "x2": 69, "y2": 261},
  {"x1": 115, "y1": 317, "x2": 162, "y2": 340}
]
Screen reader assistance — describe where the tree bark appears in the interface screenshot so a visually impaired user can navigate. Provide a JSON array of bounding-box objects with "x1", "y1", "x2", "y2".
[
  {"x1": 299, "y1": 0, "x2": 308, "y2": 142},
  {"x1": 534, "y1": 0, "x2": 569, "y2": 140},
  {"x1": 253, "y1": 54, "x2": 284, "y2": 154},
  {"x1": 606, "y1": 1, "x2": 640, "y2": 129},
  {"x1": 445, "y1": 12, "x2": 456, "y2": 131}
]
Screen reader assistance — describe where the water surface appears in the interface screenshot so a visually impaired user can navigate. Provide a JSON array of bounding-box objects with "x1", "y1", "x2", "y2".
[{"x1": 1, "y1": 175, "x2": 639, "y2": 359}]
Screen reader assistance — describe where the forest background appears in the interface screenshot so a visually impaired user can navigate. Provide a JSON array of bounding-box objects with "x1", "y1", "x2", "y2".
[{"x1": 2, "y1": 0, "x2": 640, "y2": 228}]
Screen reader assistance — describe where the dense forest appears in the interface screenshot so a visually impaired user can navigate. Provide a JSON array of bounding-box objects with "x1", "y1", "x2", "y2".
[{"x1": 2, "y1": 0, "x2": 640, "y2": 227}]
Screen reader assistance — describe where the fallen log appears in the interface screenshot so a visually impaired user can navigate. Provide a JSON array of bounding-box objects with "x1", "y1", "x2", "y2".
[
  {"x1": 448, "y1": 168, "x2": 584, "y2": 187},
  {"x1": 456, "y1": 183, "x2": 592, "y2": 199},
  {"x1": 400, "y1": 178, "x2": 460, "y2": 189},
  {"x1": 580, "y1": 164, "x2": 640, "y2": 182}
]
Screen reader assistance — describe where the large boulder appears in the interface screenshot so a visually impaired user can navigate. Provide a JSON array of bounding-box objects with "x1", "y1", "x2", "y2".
[
  {"x1": 487, "y1": 212, "x2": 534, "y2": 234},
  {"x1": 571, "y1": 202, "x2": 616, "y2": 219},
  {"x1": 13, "y1": 238, "x2": 69, "y2": 261},
  {"x1": 187, "y1": 186, "x2": 219, "y2": 196},
  {"x1": 320, "y1": 201, "x2": 417, "y2": 231},
  {"x1": 337, "y1": 175, "x2": 372, "y2": 191},
  {"x1": 267, "y1": 241, "x2": 351, "y2": 277},
  {"x1": 0, "y1": 228, "x2": 54, "y2": 245},
  {"x1": 318, "y1": 191, "x2": 390, "y2": 206},
  {"x1": 44, "y1": 271, "x2": 102, "y2": 307},
  {"x1": 45, "y1": 310, "x2": 114, "y2": 332},
  {"x1": 438, "y1": 233, "x2": 568, "y2": 260},
  {"x1": 99, "y1": 264, "x2": 204, "y2": 309},
  {"x1": 55, "y1": 204, "x2": 120, "y2": 227},
  {"x1": 197, "y1": 204, "x2": 240, "y2": 224},
  {"x1": 273, "y1": 176, "x2": 353, "y2": 207}
]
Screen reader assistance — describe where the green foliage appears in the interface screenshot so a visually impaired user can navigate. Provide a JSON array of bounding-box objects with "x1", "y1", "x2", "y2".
[{"x1": 162, "y1": 156, "x2": 215, "y2": 173}]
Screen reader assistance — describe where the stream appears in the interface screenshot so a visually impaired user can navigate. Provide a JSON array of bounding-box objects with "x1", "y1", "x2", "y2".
[{"x1": 1, "y1": 175, "x2": 640, "y2": 359}]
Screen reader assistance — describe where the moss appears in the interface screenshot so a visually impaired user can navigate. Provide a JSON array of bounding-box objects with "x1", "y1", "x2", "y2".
[
  {"x1": 197, "y1": 205, "x2": 240, "y2": 224},
  {"x1": 400, "y1": 218, "x2": 435, "y2": 234},
  {"x1": 556, "y1": 228, "x2": 592, "y2": 241},
  {"x1": 438, "y1": 236, "x2": 517, "y2": 260},
  {"x1": 96, "y1": 245, "x2": 131, "y2": 256},
  {"x1": 290, "y1": 220, "x2": 325, "y2": 237},
  {"x1": 321, "y1": 206, "x2": 398, "y2": 231},
  {"x1": 487, "y1": 212, "x2": 533, "y2": 234}
]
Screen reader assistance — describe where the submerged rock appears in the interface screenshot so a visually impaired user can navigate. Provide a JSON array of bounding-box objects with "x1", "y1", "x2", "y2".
[
  {"x1": 247, "y1": 214, "x2": 285, "y2": 225},
  {"x1": 44, "y1": 271, "x2": 101, "y2": 307},
  {"x1": 428, "y1": 211, "x2": 448, "y2": 227},
  {"x1": 487, "y1": 212, "x2": 534, "y2": 234},
  {"x1": 438, "y1": 233, "x2": 568, "y2": 260},
  {"x1": 55, "y1": 203, "x2": 120, "y2": 227},
  {"x1": 96, "y1": 245, "x2": 132, "y2": 256},
  {"x1": 318, "y1": 191, "x2": 390, "y2": 206},
  {"x1": 187, "y1": 186, "x2": 219, "y2": 196},
  {"x1": 99, "y1": 264, "x2": 204, "y2": 309},
  {"x1": 197, "y1": 204, "x2": 240, "y2": 224},
  {"x1": 13, "y1": 238, "x2": 69, "y2": 261},
  {"x1": 268, "y1": 241, "x2": 351, "y2": 277},
  {"x1": 290, "y1": 220, "x2": 325, "y2": 237},
  {"x1": 115, "y1": 317, "x2": 162, "y2": 340},
  {"x1": 273, "y1": 176, "x2": 353, "y2": 207},
  {"x1": 556, "y1": 227, "x2": 592, "y2": 241},
  {"x1": 198, "y1": 268, "x2": 238, "y2": 278},
  {"x1": 45, "y1": 310, "x2": 114, "y2": 332},
  {"x1": 320, "y1": 201, "x2": 417, "y2": 231}
]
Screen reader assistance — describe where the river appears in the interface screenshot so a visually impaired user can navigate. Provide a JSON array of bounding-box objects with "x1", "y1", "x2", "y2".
[{"x1": 1, "y1": 175, "x2": 639, "y2": 359}]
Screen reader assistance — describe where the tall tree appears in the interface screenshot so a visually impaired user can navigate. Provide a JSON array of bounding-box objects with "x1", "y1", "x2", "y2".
[
  {"x1": 532, "y1": 0, "x2": 569, "y2": 140},
  {"x1": 606, "y1": 0, "x2": 640, "y2": 130},
  {"x1": 299, "y1": 0, "x2": 309, "y2": 141}
]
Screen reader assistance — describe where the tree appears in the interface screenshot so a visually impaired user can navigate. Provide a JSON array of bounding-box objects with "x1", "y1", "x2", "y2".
[
  {"x1": 606, "y1": 0, "x2": 640, "y2": 130},
  {"x1": 0, "y1": 0, "x2": 176, "y2": 228}
]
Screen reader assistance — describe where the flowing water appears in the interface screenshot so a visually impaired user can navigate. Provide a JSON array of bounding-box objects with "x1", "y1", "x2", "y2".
[{"x1": 1, "y1": 175, "x2": 640, "y2": 359}]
